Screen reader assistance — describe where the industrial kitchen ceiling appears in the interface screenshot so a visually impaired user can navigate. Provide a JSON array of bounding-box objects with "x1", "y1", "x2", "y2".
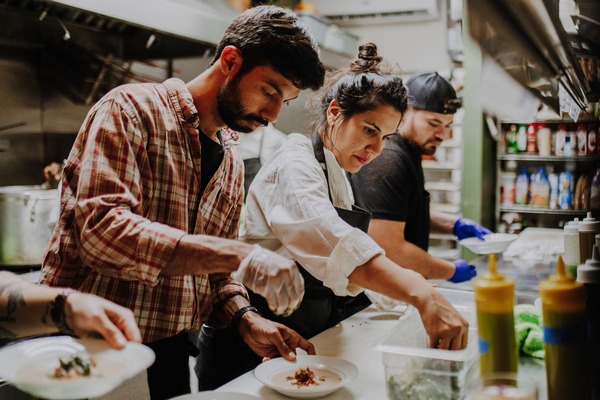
[
  {"x1": 466, "y1": 0, "x2": 599, "y2": 115},
  {"x1": 0, "y1": 0, "x2": 232, "y2": 59},
  {"x1": 0, "y1": 0, "x2": 236, "y2": 104}
]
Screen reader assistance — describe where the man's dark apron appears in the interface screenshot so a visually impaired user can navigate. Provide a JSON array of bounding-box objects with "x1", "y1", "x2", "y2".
[
  {"x1": 242, "y1": 130, "x2": 265, "y2": 200},
  {"x1": 194, "y1": 133, "x2": 372, "y2": 390},
  {"x1": 248, "y1": 133, "x2": 372, "y2": 339}
]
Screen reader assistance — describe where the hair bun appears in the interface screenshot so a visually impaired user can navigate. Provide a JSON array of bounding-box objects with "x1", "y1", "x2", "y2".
[{"x1": 350, "y1": 42, "x2": 382, "y2": 73}]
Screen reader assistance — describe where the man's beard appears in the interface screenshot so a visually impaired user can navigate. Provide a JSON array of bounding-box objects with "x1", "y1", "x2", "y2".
[{"x1": 216, "y1": 78, "x2": 268, "y2": 133}]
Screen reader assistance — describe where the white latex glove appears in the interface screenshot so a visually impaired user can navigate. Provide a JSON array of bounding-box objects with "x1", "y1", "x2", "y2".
[
  {"x1": 232, "y1": 245, "x2": 304, "y2": 316},
  {"x1": 364, "y1": 289, "x2": 402, "y2": 311}
]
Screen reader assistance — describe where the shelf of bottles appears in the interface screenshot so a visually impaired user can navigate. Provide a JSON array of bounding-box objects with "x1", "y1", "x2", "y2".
[{"x1": 497, "y1": 120, "x2": 600, "y2": 232}]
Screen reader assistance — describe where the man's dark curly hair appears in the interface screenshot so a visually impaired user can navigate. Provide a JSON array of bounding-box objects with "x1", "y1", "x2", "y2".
[{"x1": 212, "y1": 5, "x2": 325, "y2": 91}]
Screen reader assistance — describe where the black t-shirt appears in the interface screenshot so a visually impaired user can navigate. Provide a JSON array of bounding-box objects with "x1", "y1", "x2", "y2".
[
  {"x1": 349, "y1": 134, "x2": 431, "y2": 250},
  {"x1": 199, "y1": 130, "x2": 225, "y2": 195}
]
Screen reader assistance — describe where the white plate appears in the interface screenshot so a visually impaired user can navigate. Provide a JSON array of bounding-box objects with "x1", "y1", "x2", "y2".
[
  {"x1": 170, "y1": 392, "x2": 261, "y2": 400},
  {"x1": 254, "y1": 355, "x2": 358, "y2": 399},
  {"x1": 0, "y1": 336, "x2": 155, "y2": 400},
  {"x1": 459, "y1": 233, "x2": 519, "y2": 255}
]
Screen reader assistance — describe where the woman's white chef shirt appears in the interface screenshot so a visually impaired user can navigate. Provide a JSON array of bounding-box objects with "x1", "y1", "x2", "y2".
[{"x1": 241, "y1": 133, "x2": 385, "y2": 297}]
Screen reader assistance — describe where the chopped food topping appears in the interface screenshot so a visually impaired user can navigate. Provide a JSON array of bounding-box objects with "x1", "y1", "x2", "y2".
[
  {"x1": 50, "y1": 353, "x2": 99, "y2": 379},
  {"x1": 286, "y1": 367, "x2": 324, "y2": 387}
]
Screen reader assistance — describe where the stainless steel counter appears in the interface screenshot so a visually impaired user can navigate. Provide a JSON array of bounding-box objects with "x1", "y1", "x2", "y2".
[{"x1": 216, "y1": 292, "x2": 548, "y2": 399}]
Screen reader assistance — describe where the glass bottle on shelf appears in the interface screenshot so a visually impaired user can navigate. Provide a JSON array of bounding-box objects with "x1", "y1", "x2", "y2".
[
  {"x1": 516, "y1": 125, "x2": 527, "y2": 153},
  {"x1": 506, "y1": 125, "x2": 519, "y2": 154}
]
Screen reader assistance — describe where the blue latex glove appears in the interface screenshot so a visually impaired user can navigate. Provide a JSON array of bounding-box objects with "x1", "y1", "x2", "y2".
[
  {"x1": 453, "y1": 217, "x2": 493, "y2": 240},
  {"x1": 449, "y1": 259, "x2": 477, "y2": 283}
]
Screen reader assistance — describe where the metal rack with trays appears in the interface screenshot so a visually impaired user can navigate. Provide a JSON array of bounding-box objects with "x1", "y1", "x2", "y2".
[{"x1": 424, "y1": 110, "x2": 464, "y2": 260}]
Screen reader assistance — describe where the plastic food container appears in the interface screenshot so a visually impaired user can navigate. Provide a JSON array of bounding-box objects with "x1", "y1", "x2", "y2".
[{"x1": 375, "y1": 289, "x2": 479, "y2": 400}]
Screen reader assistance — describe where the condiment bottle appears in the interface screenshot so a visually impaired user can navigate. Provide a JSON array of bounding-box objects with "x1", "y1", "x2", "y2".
[
  {"x1": 473, "y1": 253, "x2": 518, "y2": 376},
  {"x1": 577, "y1": 245, "x2": 600, "y2": 400},
  {"x1": 540, "y1": 255, "x2": 588, "y2": 400},
  {"x1": 563, "y1": 218, "x2": 581, "y2": 278},
  {"x1": 579, "y1": 212, "x2": 600, "y2": 264},
  {"x1": 526, "y1": 123, "x2": 538, "y2": 154}
]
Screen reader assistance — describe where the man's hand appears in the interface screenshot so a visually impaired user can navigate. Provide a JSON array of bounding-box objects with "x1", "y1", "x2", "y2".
[
  {"x1": 231, "y1": 245, "x2": 304, "y2": 316},
  {"x1": 449, "y1": 259, "x2": 476, "y2": 283},
  {"x1": 238, "y1": 311, "x2": 315, "y2": 362},
  {"x1": 453, "y1": 218, "x2": 493, "y2": 240}
]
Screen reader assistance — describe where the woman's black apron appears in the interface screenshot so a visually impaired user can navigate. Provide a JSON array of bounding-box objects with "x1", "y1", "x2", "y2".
[
  {"x1": 248, "y1": 133, "x2": 372, "y2": 338},
  {"x1": 194, "y1": 133, "x2": 372, "y2": 390}
]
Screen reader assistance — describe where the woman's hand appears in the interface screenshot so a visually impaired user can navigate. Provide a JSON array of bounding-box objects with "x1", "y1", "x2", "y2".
[
  {"x1": 416, "y1": 289, "x2": 469, "y2": 350},
  {"x1": 238, "y1": 311, "x2": 315, "y2": 361}
]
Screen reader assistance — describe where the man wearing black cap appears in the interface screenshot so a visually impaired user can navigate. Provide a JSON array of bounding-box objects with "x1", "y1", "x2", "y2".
[{"x1": 349, "y1": 72, "x2": 492, "y2": 284}]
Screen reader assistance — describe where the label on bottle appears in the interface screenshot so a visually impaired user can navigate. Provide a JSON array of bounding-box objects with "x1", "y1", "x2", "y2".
[
  {"x1": 517, "y1": 125, "x2": 527, "y2": 152},
  {"x1": 543, "y1": 325, "x2": 587, "y2": 344},
  {"x1": 526, "y1": 124, "x2": 537, "y2": 154},
  {"x1": 555, "y1": 127, "x2": 566, "y2": 156},
  {"x1": 558, "y1": 172, "x2": 573, "y2": 210},
  {"x1": 577, "y1": 126, "x2": 587, "y2": 155},
  {"x1": 588, "y1": 125, "x2": 597, "y2": 154}
]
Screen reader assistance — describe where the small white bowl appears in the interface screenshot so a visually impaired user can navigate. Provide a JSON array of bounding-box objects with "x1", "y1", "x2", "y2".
[
  {"x1": 254, "y1": 355, "x2": 358, "y2": 399},
  {"x1": 459, "y1": 233, "x2": 519, "y2": 255}
]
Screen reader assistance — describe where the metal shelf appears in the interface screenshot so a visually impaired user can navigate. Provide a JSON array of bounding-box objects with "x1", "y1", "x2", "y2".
[
  {"x1": 431, "y1": 203, "x2": 461, "y2": 214},
  {"x1": 499, "y1": 205, "x2": 588, "y2": 215},
  {"x1": 425, "y1": 182, "x2": 461, "y2": 191},
  {"x1": 422, "y1": 160, "x2": 461, "y2": 170},
  {"x1": 499, "y1": 154, "x2": 599, "y2": 162}
]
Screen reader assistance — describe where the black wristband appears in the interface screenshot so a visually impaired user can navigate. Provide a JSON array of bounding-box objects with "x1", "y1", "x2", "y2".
[
  {"x1": 231, "y1": 305, "x2": 260, "y2": 335},
  {"x1": 50, "y1": 289, "x2": 77, "y2": 336}
]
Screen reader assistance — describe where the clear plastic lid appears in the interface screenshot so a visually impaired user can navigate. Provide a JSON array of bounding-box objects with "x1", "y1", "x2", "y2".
[{"x1": 579, "y1": 212, "x2": 600, "y2": 232}]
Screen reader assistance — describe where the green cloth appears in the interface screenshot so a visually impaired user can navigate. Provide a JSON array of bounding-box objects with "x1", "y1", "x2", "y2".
[{"x1": 514, "y1": 304, "x2": 544, "y2": 359}]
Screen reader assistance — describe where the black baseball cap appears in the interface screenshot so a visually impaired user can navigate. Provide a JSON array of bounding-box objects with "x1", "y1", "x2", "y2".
[{"x1": 406, "y1": 72, "x2": 461, "y2": 114}]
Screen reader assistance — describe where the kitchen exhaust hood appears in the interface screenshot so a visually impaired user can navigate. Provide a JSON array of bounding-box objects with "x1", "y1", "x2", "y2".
[
  {"x1": 466, "y1": 0, "x2": 599, "y2": 116},
  {"x1": 0, "y1": 0, "x2": 237, "y2": 104},
  {"x1": 0, "y1": 0, "x2": 234, "y2": 59}
]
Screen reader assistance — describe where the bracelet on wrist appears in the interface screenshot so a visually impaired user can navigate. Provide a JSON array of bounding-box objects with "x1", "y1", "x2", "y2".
[
  {"x1": 50, "y1": 288, "x2": 78, "y2": 336},
  {"x1": 231, "y1": 305, "x2": 260, "y2": 335}
]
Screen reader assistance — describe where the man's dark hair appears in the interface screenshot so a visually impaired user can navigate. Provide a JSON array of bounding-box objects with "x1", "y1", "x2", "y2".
[{"x1": 212, "y1": 5, "x2": 325, "y2": 91}]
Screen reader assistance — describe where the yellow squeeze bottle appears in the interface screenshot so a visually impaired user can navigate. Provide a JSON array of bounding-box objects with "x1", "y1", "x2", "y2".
[
  {"x1": 472, "y1": 253, "x2": 518, "y2": 376},
  {"x1": 539, "y1": 255, "x2": 588, "y2": 400}
]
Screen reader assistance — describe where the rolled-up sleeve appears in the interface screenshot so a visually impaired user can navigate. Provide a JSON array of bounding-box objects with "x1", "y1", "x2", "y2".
[{"x1": 73, "y1": 96, "x2": 184, "y2": 286}]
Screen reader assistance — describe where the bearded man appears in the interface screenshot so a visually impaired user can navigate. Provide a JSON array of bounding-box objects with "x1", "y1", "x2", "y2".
[{"x1": 39, "y1": 6, "x2": 325, "y2": 399}]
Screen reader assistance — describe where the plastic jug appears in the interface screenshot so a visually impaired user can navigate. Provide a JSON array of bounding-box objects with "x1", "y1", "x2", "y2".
[
  {"x1": 515, "y1": 167, "x2": 529, "y2": 205},
  {"x1": 540, "y1": 255, "x2": 588, "y2": 400},
  {"x1": 473, "y1": 253, "x2": 518, "y2": 376}
]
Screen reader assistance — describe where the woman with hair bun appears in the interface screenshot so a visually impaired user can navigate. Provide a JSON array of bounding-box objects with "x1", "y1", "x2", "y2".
[{"x1": 195, "y1": 43, "x2": 469, "y2": 390}]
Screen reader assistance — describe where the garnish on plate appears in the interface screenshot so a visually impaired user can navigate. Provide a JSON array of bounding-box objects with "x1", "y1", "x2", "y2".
[{"x1": 50, "y1": 353, "x2": 100, "y2": 379}]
